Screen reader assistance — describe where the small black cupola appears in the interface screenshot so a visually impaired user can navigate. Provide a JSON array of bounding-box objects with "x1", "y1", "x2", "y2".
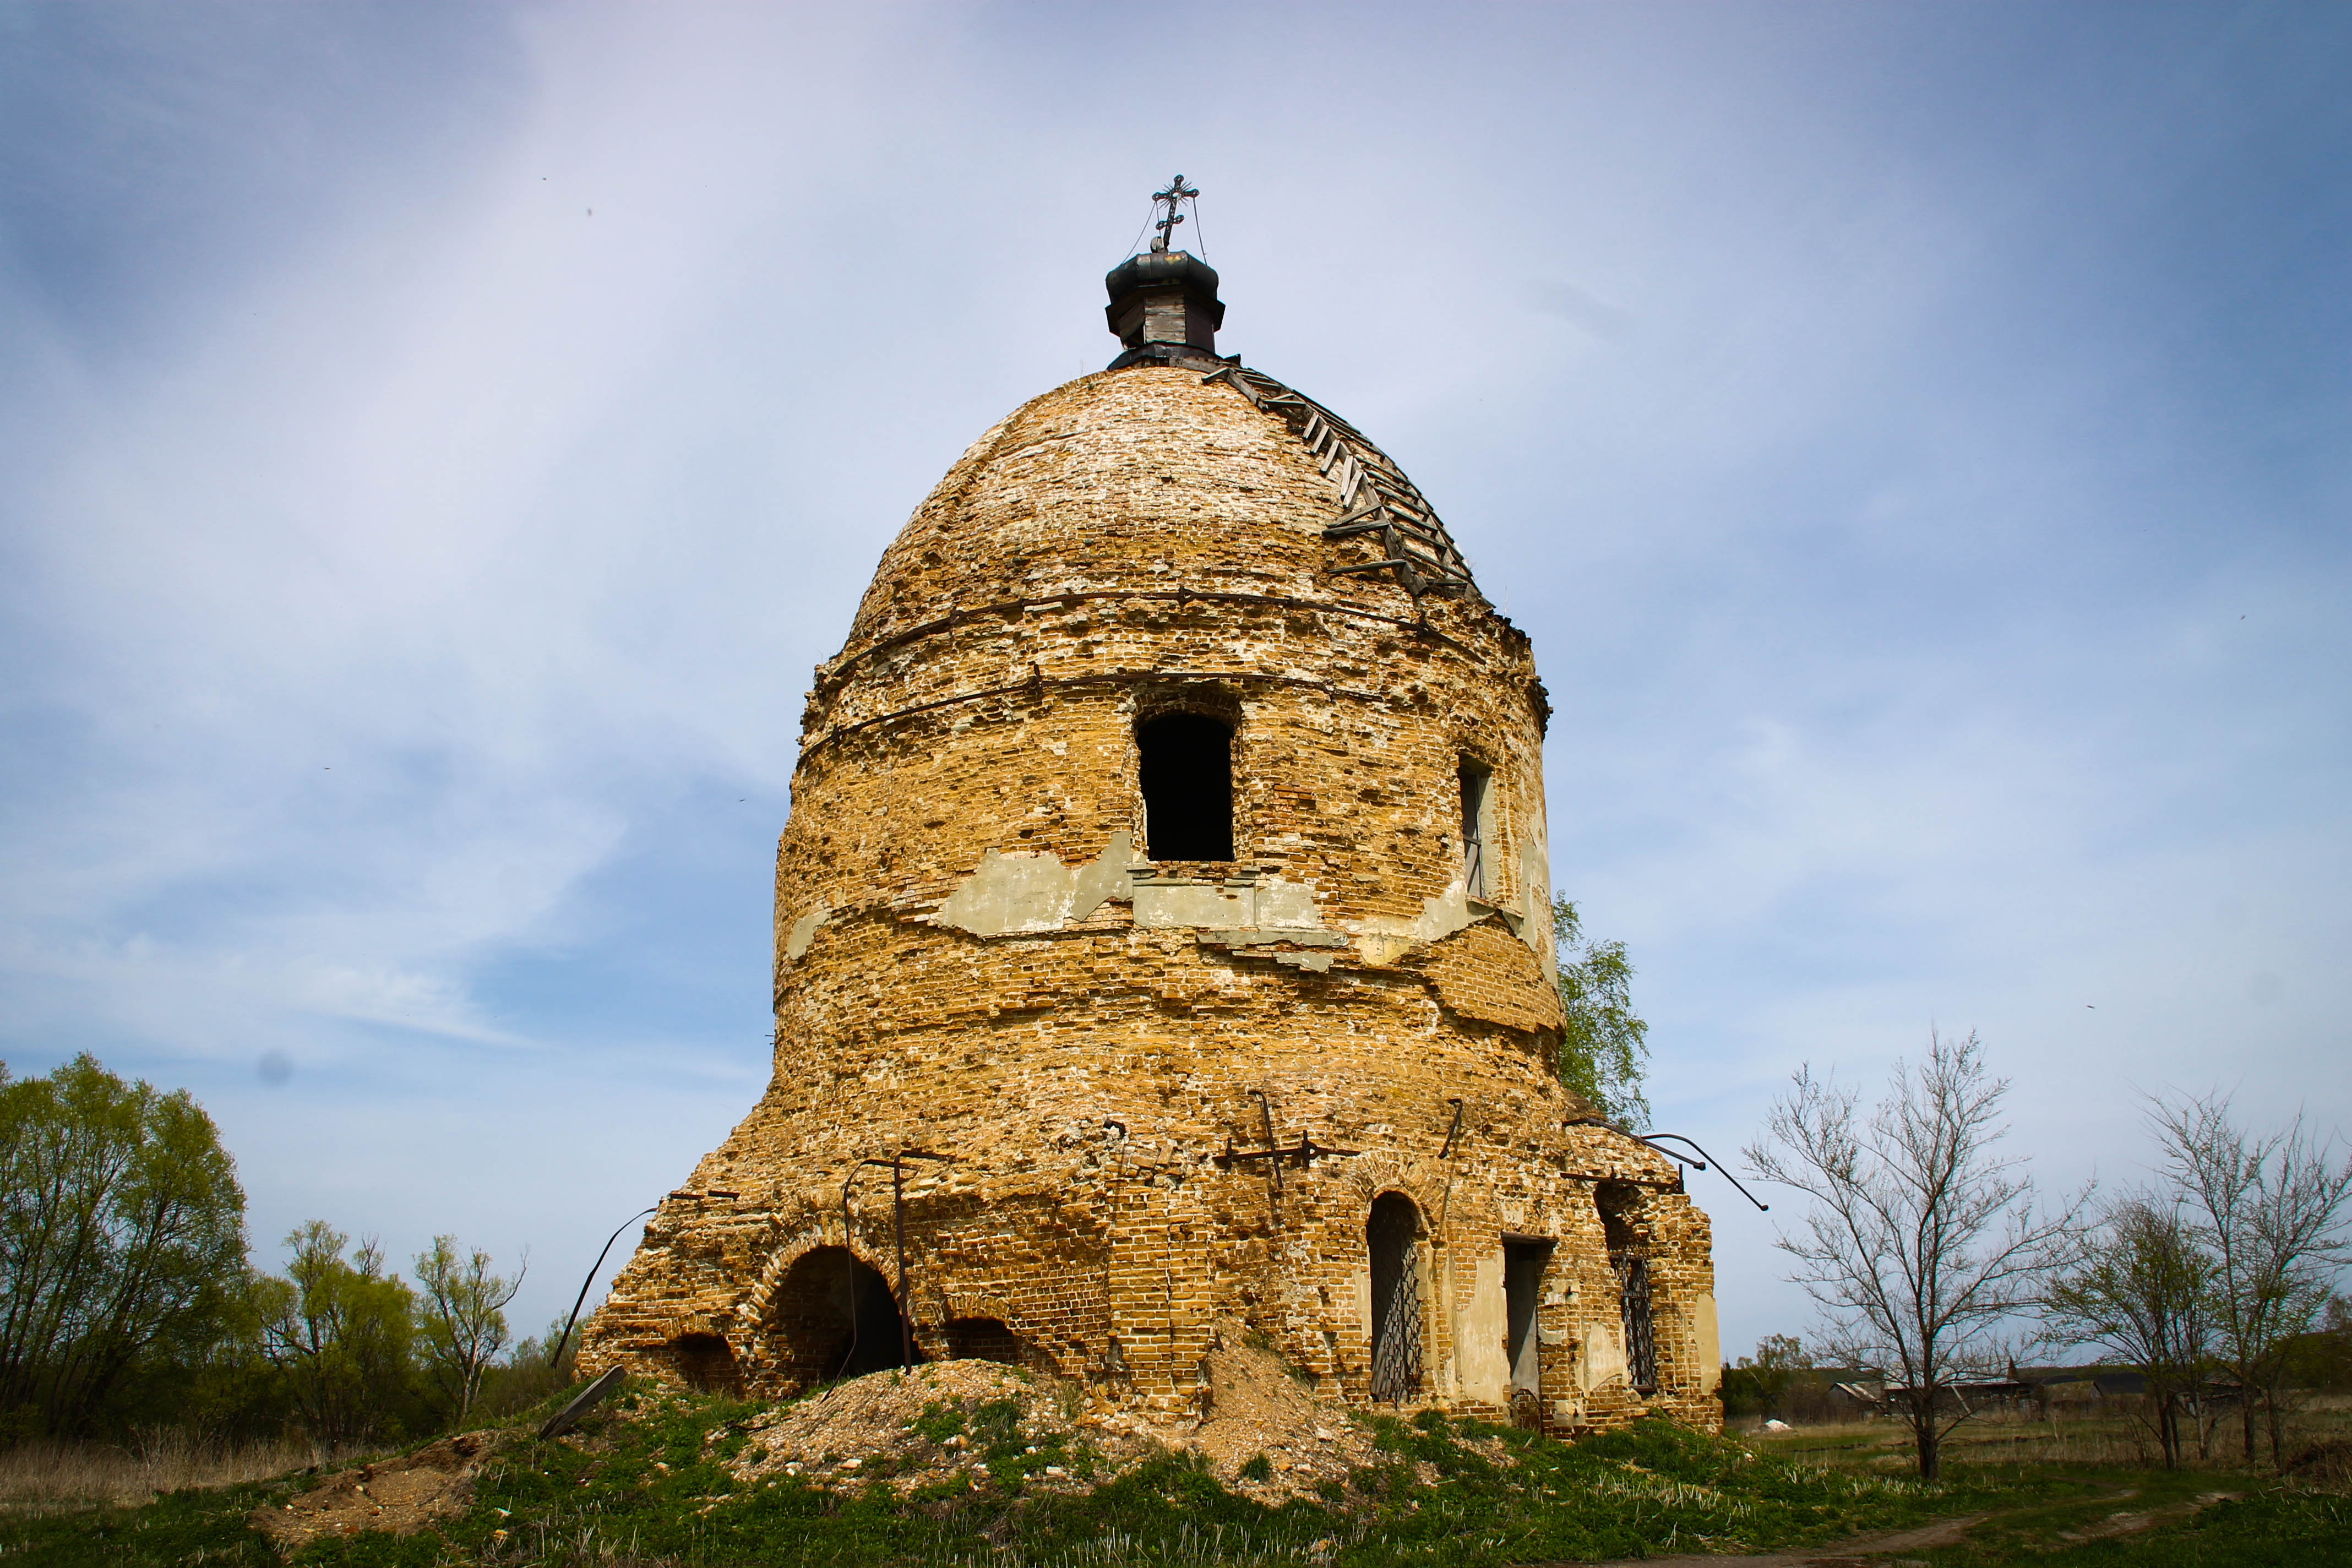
[{"x1": 1105, "y1": 175, "x2": 1227, "y2": 368}]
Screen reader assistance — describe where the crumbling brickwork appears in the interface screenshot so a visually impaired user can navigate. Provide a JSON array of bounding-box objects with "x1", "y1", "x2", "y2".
[{"x1": 581, "y1": 352, "x2": 1722, "y2": 1434}]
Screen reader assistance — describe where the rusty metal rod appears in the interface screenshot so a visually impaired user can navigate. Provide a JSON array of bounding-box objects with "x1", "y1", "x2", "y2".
[{"x1": 549, "y1": 1206, "x2": 658, "y2": 1373}]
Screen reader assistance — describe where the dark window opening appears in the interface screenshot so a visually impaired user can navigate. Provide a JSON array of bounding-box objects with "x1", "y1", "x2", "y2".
[
  {"x1": 672, "y1": 1331, "x2": 742, "y2": 1395},
  {"x1": 1367, "y1": 1194, "x2": 1426, "y2": 1403},
  {"x1": 1139, "y1": 712, "x2": 1234, "y2": 861},
  {"x1": 1458, "y1": 758, "x2": 1492, "y2": 900},
  {"x1": 944, "y1": 1316, "x2": 1029, "y2": 1366},
  {"x1": 1503, "y1": 1238, "x2": 1553, "y2": 1424},
  {"x1": 1598, "y1": 1182, "x2": 1658, "y2": 1395}
]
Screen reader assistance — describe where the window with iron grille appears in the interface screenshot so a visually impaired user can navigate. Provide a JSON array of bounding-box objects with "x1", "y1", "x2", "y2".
[
  {"x1": 1598, "y1": 1180, "x2": 1658, "y2": 1396},
  {"x1": 1613, "y1": 1250, "x2": 1658, "y2": 1394},
  {"x1": 1367, "y1": 1194, "x2": 1425, "y2": 1403}
]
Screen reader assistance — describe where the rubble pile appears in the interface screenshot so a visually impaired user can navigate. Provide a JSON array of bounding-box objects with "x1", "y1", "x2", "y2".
[{"x1": 726, "y1": 1324, "x2": 1390, "y2": 1504}]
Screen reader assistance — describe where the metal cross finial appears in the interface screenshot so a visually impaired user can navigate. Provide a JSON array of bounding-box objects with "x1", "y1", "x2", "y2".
[{"x1": 1149, "y1": 174, "x2": 1197, "y2": 252}]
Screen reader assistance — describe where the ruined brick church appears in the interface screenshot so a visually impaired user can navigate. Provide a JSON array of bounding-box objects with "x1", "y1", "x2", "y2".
[{"x1": 582, "y1": 186, "x2": 1721, "y2": 1433}]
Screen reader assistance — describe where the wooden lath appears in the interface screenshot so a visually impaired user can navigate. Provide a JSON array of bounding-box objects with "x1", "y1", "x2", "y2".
[{"x1": 1203, "y1": 365, "x2": 1478, "y2": 598}]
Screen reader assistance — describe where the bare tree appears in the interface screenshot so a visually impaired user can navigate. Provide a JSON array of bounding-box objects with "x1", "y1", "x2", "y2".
[
  {"x1": 2045, "y1": 1191, "x2": 2215, "y2": 1468},
  {"x1": 2146, "y1": 1090, "x2": 2352, "y2": 1467},
  {"x1": 413, "y1": 1236, "x2": 525, "y2": 1427},
  {"x1": 1744, "y1": 1029, "x2": 2086, "y2": 1479}
]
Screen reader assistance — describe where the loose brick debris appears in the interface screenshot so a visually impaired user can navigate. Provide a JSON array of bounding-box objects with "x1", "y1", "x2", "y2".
[
  {"x1": 726, "y1": 1328, "x2": 1387, "y2": 1504},
  {"x1": 250, "y1": 1429, "x2": 508, "y2": 1551}
]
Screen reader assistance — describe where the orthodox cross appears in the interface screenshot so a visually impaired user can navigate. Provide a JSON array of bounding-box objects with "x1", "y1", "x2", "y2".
[{"x1": 1148, "y1": 174, "x2": 1197, "y2": 253}]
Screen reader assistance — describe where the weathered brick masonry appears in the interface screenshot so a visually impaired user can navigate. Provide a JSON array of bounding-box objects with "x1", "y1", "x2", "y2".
[{"x1": 581, "y1": 249, "x2": 1722, "y2": 1434}]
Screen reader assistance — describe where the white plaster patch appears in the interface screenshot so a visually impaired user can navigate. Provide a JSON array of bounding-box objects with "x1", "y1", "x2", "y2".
[
  {"x1": 1585, "y1": 1322, "x2": 1627, "y2": 1393},
  {"x1": 1253, "y1": 877, "x2": 1322, "y2": 929},
  {"x1": 936, "y1": 831, "x2": 1136, "y2": 938},
  {"x1": 1134, "y1": 882, "x2": 1251, "y2": 929},
  {"x1": 1134, "y1": 875, "x2": 1332, "y2": 933},
  {"x1": 1347, "y1": 876, "x2": 1473, "y2": 965},
  {"x1": 1517, "y1": 813, "x2": 1554, "y2": 974},
  {"x1": 1456, "y1": 1249, "x2": 1512, "y2": 1409},
  {"x1": 783, "y1": 905, "x2": 830, "y2": 962}
]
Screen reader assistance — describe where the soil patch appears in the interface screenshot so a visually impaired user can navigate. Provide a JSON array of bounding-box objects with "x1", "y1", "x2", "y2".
[
  {"x1": 249, "y1": 1429, "x2": 508, "y2": 1552},
  {"x1": 2059, "y1": 1489, "x2": 2241, "y2": 1543}
]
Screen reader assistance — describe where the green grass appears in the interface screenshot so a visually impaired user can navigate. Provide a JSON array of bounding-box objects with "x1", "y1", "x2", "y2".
[
  {"x1": 0, "y1": 1473, "x2": 288, "y2": 1565},
  {"x1": 3, "y1": 1389, "x2": 2347, "y2": 1566}
]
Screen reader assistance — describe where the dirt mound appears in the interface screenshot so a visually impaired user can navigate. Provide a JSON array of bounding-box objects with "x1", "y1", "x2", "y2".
[
  {"x1": 1192, "y1": 1332, "x2": 1384, "y2": 1499},
  {"x1": 727, "y1": 1320, "x2": 1382, "y2": 1503},
  {"x1": 250, "y1": 1429, "x2": 507, "y2": 1551}
]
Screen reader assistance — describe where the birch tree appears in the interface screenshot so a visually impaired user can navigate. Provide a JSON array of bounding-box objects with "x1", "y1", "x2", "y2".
[
  {"x1": 1551, "y1": 896, "x2": 1652, "y2": 1130},
  {"x1": 413, "y1": 1236, "x2": 525, "y2": 1426}
]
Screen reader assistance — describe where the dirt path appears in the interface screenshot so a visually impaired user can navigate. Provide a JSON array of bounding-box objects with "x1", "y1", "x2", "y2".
[
  {"x1": 1523, "y1": 1511, "x2": 1985, "y2": 1568},
  {"x1": 1533, "y1": 1483, "x2": 2244, "y2": 1566}
]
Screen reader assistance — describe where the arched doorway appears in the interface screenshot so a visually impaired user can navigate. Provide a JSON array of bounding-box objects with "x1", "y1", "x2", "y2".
[
  {"x1": 1366, "y1": 1193, "x2": 1426, "y2": 1403},
  {"x1": 765, "y1": 1245, "x2": 921, "y2": 1387}
]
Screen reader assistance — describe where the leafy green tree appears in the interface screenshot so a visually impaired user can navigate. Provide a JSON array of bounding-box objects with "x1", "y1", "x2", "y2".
[
  {"x1": 2045, "y1": 1191, "x2": 2217, "y2": 1468},
  {"x1": 2282, "y1": 1295, "x2": 2352, "y2": 1392},
  {"x1": 0, "y1": 1054, "x2": 248, "y2": 1436},
  {"x1": 1550, "y1": 896, "x2": 1651, "y2": 1129},
  {"x1": 471, "y1": 1317, "x2": 576, "y2": 1422},
  {"x1": 254, "y1": 1222, "x2": 417, "y2": 1449},
  {"x1": 413, "y1": 1235, "x2": 524, "y2": 1426},
  {"x1": 1720, "y1": 1333, "x2": 1813, "y2": 1421}
]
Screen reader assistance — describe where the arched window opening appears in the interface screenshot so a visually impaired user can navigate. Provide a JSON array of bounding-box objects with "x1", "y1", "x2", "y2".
[
  {"x1": 765, "y1": 1245, "x2": 922, "y2": 1389},
  {"x1": 1597, "y1": 1182, "x2": 1657, "y2": 1395},
  {"x1": 1366, "y1": 1194, "x2": 1426, "y2": 1403},
  {"x1": 1458, "y1": 758, "x2": 1494, "y2": 900},
  {"x1": 671, "y1": 1331, "x2": 743, "y2": 1395},
  {"x1": 1139, "y1": 712, "x2": 1234, "y2": 861},
  {"x1": 944, "y1": 1316, "x2": 1029, "y2": 1367}
]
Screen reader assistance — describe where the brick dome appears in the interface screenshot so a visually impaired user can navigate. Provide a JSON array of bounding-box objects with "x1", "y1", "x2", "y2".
[{"x1": 846, "y1": 364, "x2": 1474, "y2": 655}]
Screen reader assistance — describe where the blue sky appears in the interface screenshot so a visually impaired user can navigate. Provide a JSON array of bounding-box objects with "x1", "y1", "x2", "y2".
[{"x1": 2, "y1": 2, "x2": 2345, "y2": 1360}]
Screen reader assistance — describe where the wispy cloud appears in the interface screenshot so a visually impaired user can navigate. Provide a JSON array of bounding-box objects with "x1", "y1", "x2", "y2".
[{"x1": 1, "y1": 0, "x2": 2344, "y2": 1349}]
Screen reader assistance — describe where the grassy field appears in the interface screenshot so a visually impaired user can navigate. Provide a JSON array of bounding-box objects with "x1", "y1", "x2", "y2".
[{"x1": 1, "y1": 1389, "x2": 2347, "y2": 1565}]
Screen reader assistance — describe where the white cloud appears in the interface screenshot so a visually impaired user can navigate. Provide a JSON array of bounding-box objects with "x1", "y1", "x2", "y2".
[{"x1": 1, "y1": 0, "x2": 2344, "y2": 1351}]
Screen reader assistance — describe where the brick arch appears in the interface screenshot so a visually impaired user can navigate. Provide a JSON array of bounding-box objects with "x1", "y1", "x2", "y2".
[
  {"x1": 736, "y1": 1222, "x2": 838, "y2": 1333},
  {"x1": 770, "y1": 1244, "x2": 916, "y2": 1390}
]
